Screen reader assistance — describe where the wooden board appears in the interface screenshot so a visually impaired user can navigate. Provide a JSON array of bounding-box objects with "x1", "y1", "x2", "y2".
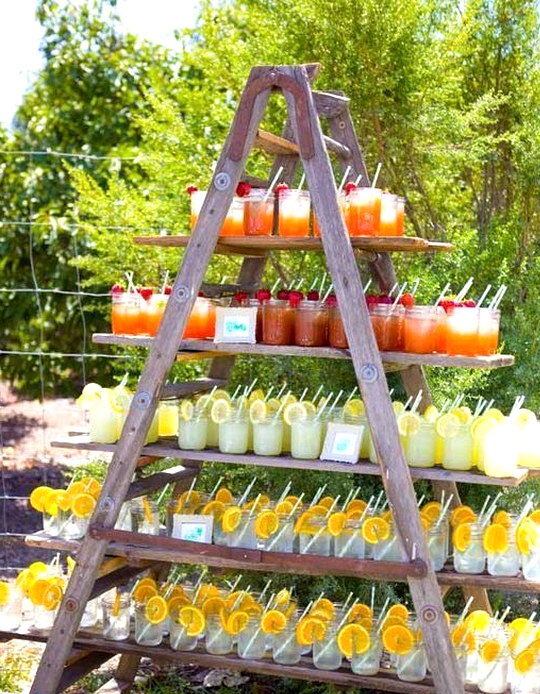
[
  {"x1": 0, "y1": 627, "x2": 485, "y2": 694},
  {"x1": 51, "y1": 436, "x2": 529, "y2": 487},
  {"x1": 91, "y1": 334, "x2": 515, "y2": 370},
  {"x1": 132, "y1": 234, "x2": 454, "y2": 255}
]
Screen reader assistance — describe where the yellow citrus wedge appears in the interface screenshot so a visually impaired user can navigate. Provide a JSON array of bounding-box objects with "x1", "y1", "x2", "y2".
[
  {"x1": 382, "y1": 624, "x2": 415, "y2": 655},
  {"x1": 421, "y1": 501, "x2": 442, "y2": 523},
  {"x1": 327, "y1": 512, "x2": 347, "y2": 537},
  {"x1": 249, "y1": 398, "x2": 268, "y2": 425},
  {"x1": 0, "y1": 581, "x2": 10, "y2": 606},
  {"x1": 42, "y1": 581, "x2": 63, "y2": 611},
  {"x1": 296, "y1": 616, "x2": 327, "y2": 646},
  {"x1": 28, "y1": 578, "x2": 50, "y2": 606},
  {"x1": 397, "y1": 411, "x2": 422, "y2": 437},
  {"x1": 221, "y1": 505, "x2": 242, "y2": 533},
  {"x1": 132, "y1": 582, "x2": 158, "y2": 603},
  {"x1": 254, "y1": 510, "x2": 279, "y2": 539},
  {"x1": 464, "y1": 610, "x2": 491, "y2": 633},
  {"x1": 224, "y1": 609, "x2": 249, "y2": 636},
  {"x1": 179, "y1": 399, "x2": 194, "y2": 422},
  {"x1": 450, "y1": 505, "x2": 477, "y2": 527},
  {"x1": 178, "y1": 605, "x2": 205, "y2": 636},
  {"x1": 387, "y1": 604, "x2": 410, "y2": 621},
  {"x1": 483, "y1": 523, "x2": 509, "y2": 554},
  {"x1": 214, "y1": 487, "x2": 234, "y2": 504},
  {"x1": 337, "y1": 623, "x2": 370, "y2": 657},
  {"x1": 452, "y1": 522, "x2": 473, "y2": 553},
  {"x1": 76, "y1": 383, "x2": 103, "y2": 410},
  {"x1": 451, "y1": 406, "x2": 472, "y2": 423},
  {"x1": 422, "y1": 404, "x2": 439, "y2": 422},
  {"x1": 343, "y1": 398, "x2": 365, "y2": 418},
  {"x1": 517, "y1": 517, "x2": 539, "y2": 555},
  {"x1": 144, "y1": 595, "x2": 168, "y2": 624},
  {"x1": 210, "y1": 398, "x2": 233, "y2": 424},
  {"x1": 274, "y1": 500, "x2": 294, "y2": 515},
  {"x1": 435, "y1": 412, "x2": 461, "y2": 438},
  {"x1": 361, "y1": 516, "x2": 390, "y2": 544},
  {"x1": 451, "y1": 624, "x2": 476, "y2": 653},
  {"x1": 283, "y1": 401, "x2": 308, "y2": 426},
  {"x1": 29, "y1": 486, "x2": 55, "y2": 513},
  {"x1": 44, "y1": 489, "x2": 71, "y2": 516},
  {"x1": 71, "y1": 492, "x2": 96, "y2": 518},
  {"x1": 261, "y1": 609, "x2": 288, "y2": 635},
  {"x1": 480, "y1": 639, "x2": 502, "y2": 663},
  {"x1": 484, "y1": 407, "x2": 505, "y2": 423}
]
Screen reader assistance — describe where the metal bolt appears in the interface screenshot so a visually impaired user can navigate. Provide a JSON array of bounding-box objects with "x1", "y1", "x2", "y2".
[
  {"x1": 99, "y1": 496, "x2": 115, "y2": 514},
  {"x1": 214, "y1": 172, "x2": 231, "y2": 191},
  {"x1": 134, "y1": 391, "x2": 151, "y2": 408},
  {"x1": 421, "y1": 605, "x2": 439, "y2": 624},
  {"x1": 173, "y1": 284, "x2": 192, "y2": 304},
  {"x1": 64, "y1": 597, "x2": 79, "y2": 612},
  {"x1": 360, "y1": 363, "x2": 378, "y2": 383}
]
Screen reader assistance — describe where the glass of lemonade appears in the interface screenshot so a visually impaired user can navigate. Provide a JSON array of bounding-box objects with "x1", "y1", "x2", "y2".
[
  {"x1": 134, "y1": 601, "x2": 163, "y2": 646},
  {"x1": 237, "y1": 616, "x2": 266, "y2": 659},
  {"x1": 396, "y1": 643, "x2": 428, "y2": 682},
  {"x1": 178, "y1": 410, "x2": 208, "y2": 450},
  {"x1": 252, "y1": 416, "x2": 284, "y2": 456},
  {"x1": 291, "y1": 414, "x2": 323, "y2": 459},
  {"x1": 312, "y1": 624, "x2": 343, "y2": 670},
  {"x1": 350, "y1": 630, "x2": 383, "y2": 676},
  {"x1": 218, "y1": 406, "x2": 249, "y2": 454},
  {"x1": 403, "y1": 420, "x2": 437, "y2": 468}
]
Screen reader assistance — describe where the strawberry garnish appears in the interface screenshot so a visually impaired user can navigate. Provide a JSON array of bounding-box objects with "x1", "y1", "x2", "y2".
[
  {"x1": 111, "y1": 284, "x2": 124, "y2": 294},
  {"x1": 256, "y1": 288, "x2": 272, "y2": 302},
  {"x1": 288, "y1": 290, "x2": 304, "y2": 307},
  {"x1": 233, "y1": 291, "x2": 248, "y2": 305},
  {"x1": 137, "y1": 287, "x2": 153, "y2": 301},
  {"x1": 399, "y1": 292, "x2": 415, "y2": 308},
  {"x1": 164, "y1": 286, "x2": 172, "y2": 295},
  {"x1": 276, "y1": 289, "x2": 290, "y2": 300},
  {"x1": 325, "y1": 294, "x2": 338, "y2": 306},
  {"x1": 236, "y1": 181, "x2": 252, "y2": 197},
  {"x1": 344, "y1": 182, "x2": 358, "y2": 195},
  {"x1": 275, "y1": 183, "x2": 290, "y2": 197},
  {"x1": 307, "y1": 290, "x2": 320, "y2": 301},
  {"x1": 463, "y1": 299, "x2": 477, "y2": 307},
  {"x1": 186, "y1": 185, "x2": 198, "y2": 195}
]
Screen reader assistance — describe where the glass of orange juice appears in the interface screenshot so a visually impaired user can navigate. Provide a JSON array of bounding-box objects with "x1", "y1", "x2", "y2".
[
  {"x1": 278, "y1": 189, "x2": 311, "y2": 237},
  {"x1": 244, "y1": 190, "x2": 274, "y2": 236},
  {"x1": 111, "y1": 291, "x2": 143, "y2": 335},
  {"x1": 183, "y1": 297, "x2": 216, "y2": 339},
  {"x1": 220, "y1": 197, "x2": 245, "y2": 236},
  {"x1": 379, "y1": 192, "x2": 399, "y2": 236},
  {"x1": 446, "y1": 306, "x2": 480, "y2": 356},
  {"x1": 144, "y1": 293, "x2": 168, "y2": 336},
  {"x1": 403, "y1": 306, "x2": 438, "y2": 354},
  {"x1": 347, "y1": 187, "x2": 382, "y2": 236}
]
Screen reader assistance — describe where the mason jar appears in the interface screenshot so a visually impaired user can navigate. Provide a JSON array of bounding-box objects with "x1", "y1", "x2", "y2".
[
  {"x1": 134, "y1": 601, "x2": 163, "y2": 646},
  {"x1": 453, "y1": 522, "x2": 486, "y2": 574},
  {"x1": 237, "y1": 616, "x2": 266, "y2": 660},
  {"x1": 101, "y1": 593, "x2": 130, "y2": 641}
]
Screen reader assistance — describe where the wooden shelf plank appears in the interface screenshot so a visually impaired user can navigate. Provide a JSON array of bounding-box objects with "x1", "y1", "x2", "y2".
[
  {"x1": 91, "y1": 334, "x2": 515, "y2": 370},
  {"x1": 437, "y1": 567, "x2": 540, "y2": 592},
  {"x1": 0, "y1": 627, "x2": 481, "y2": 694},
  {"x1": 132, "y1": 234, "x2": 454, "y2": 255},
  {"x1": 50, "y1": 435, "x2": 529, "y2": 487}
]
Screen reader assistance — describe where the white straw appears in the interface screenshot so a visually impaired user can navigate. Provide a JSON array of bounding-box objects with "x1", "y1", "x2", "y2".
[
  {"x1": 264, "y1": 166, "x2": 284, "y2": 201},
  {"x1": 476, "y1": 284, "x2": 492, "y2": 309},
  {"x1": 455, "y1": 277, "x2": 474, "y2": 303},
  {"x1": 297, "y1": 173, "x2": 306, "y2": 190},
  {"x1": 371, "y1": 162, "x2": 383, "y2": 188},
  {"x1": 337, "y1": 166, "x2": 352, "y2": 194}
]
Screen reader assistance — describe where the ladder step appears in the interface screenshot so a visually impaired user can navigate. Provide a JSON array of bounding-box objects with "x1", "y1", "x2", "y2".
[
  {"x1": 160, "y1": 378, "x2": 227, "y2": 399},
  {"x1": 128, "y1": 465, "x2": 199, "y2": 500},
  {"x1": 201, "y1": 282, "x2": 259, "y2": 297},
  {"x1": 57, "y1": 651, "x2": 113, "y2": 693},
  {"x1": 88, "y1": 527, "x2": 427, "y2": 581},
  {"x1": 93, "y1": 676, "x2": 137, "y2": 694},
  {"x1": 256, "y1": 129, "x2": 298, "y2": 155}
]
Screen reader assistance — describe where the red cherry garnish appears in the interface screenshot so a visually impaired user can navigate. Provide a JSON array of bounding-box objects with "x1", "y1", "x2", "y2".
[
  {"x1": 344, "y1": 182, "x2": 358, "y2": 194},
  {"x1": 236, "y1": 181, "x2": 252, "y2": 197},
  {"x1": 111, "y1": 284, "x2": 124, "y2": 294},
  {"x1": 307, "y1": 290, "x2": 320, "y2": 301},
  {"x1": 164, "y1": 286, "x2": 172, "y2": 295},
  {"x1": 288, "y1": 290, "x2": 304, "y2": 307},
  {"x1": 137, "y1": 287, "x2": 154, "y2": 301},
  {"x1": 276, "y1": 289, "x2": 290, "y2": 300},
  {"x1": 256, "y1": 288, "x2": 272, "y2": 302},
  {"x1": 186, "y1": 185, "x2": 198, "y2": 195},
  {"x1": 275, "y1": 183, "x2": 290, "y2": 197},
  {"x1": 233, "y1": 291, "x2": 248, "y2": 305},
  {"x1": 399, "y1": 293, "x2": 415, "y2": 308},
  {"x1": 325, "y1": 294, "x2": 338, "y2": 307}
]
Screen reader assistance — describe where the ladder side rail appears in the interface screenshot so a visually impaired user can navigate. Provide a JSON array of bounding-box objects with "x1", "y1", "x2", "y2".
[
  {"x1": 30, "y1": 69, "x2": 274, "y2": 694},
  {"x1": 283, "y1": 64, "x2": 463, "y2": 694}
]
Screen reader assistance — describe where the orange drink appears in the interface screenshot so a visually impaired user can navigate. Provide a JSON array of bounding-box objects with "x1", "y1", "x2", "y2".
[
  {"x1": 379, "y1": 192, "x2": 399, "y2": 236},
  {"x1": 262, "y1": 299, "x2": 294, "y2": 345},
  {"x1": 446, "y1": 306, "x2": 480, "y2": 356},
  {"x1": 294, "y1": 301, "x2": 329, "y2": 346},
  {"x1": 111, "y1": 292, "x2": 143, "y2": 335},
  {"x1": 278, "y1": 190, "x2": 310, "y2": 237},
  {"x1": 220, "y1": 197, "x2": 245, "y2": 236},
  {"x1": 144, "y1": 293, "x2": 168, "y2": 336},
  {"x1": 403, "y1": 306, "x2": 438, "y2": 354},
  {"x1": 244, "y1": 190, "x2": 274, "y2": 236},
  {"x1": 329, "y1": 306, "x2": 348, "y2": 348},
  {"x1": 477, "y1": 308, "x2": 500, "y2": 356},
  {"x1": 347, "y1": 187, "x2": 382, "y2": 236},
  {"x1": 183, "y1": 297, "x2": 216, "y2": 339},
  {"x1": 370, "y1": 304, "x2": 404, "y2": 351}
]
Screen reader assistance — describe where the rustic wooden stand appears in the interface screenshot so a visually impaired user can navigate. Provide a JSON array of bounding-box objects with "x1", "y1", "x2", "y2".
[{"x1": 16, "y1": 64, "x2": 521, "y2": 694}]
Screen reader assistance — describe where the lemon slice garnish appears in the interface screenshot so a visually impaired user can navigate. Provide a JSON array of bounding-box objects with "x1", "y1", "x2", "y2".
[
  {"x1": 397, "y1": 412, "x2": 422, "y2": 436},
  {"x1": 249, "y1": 399, "x2": 268, "y2": 424},
  {"x1": 343, "y1": 398, "x2": 365, "y2": 418},
  {"x1": 283, "y1": 401, "x2": 308, "y2": 426},
  {"x1": 210, "y1": 398, "x2": 233, "y2": 424},
  {"x1": 179, "y1": 399, "x2": 194, "y2": 422}
]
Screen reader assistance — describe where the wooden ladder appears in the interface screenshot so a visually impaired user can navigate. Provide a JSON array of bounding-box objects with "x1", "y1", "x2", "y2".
[{"x1": 30, "y1": 63, "x2": 466, "y2": 694}]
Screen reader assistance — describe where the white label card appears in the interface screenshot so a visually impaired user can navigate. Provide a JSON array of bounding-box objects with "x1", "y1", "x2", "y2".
[{"x1": 320, "y1": 422, "x2": 365, "y2": 464}]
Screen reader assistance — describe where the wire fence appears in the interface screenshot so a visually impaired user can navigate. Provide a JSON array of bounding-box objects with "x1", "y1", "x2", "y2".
[{"x1": 0, "y1": 148, "x2": 145, "y2": 577}]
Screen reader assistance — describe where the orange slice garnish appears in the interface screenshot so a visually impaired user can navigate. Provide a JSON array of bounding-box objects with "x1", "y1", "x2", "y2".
[
  {"x1": 145, "y1": 595, "x2": 168, "y2": 624},
  {"x1": 224, "y1": 609, "x2": 249, "y2": 636},
  {"x1": 452, "y1": 522, "x2": 473, "y2": 552},
  {"x1": 71, "y1": 492, "x2": 96, "y2": 518},
  {"x1": 361, "y1": 516, "x2": 390, "y2": 544},
  {"x1": 295, "y1": 616, "x2": 327, "y2": 646},
  {"x1": 382, "y1": 623, "x2": 415, "y2": 655},
  {"x1": 0, "y1": 581, "x2": 10, "y2": 606},
  {"x1": 178, "y1": 605, "x2": 205, "y2": 636},
  {"x1": 480, "y1": 639, "x2": 502, "y2": 663},
  {"x1": 387, "y1": 604, "x2": 409, "y2": 621},
  {"x1": 29, "y1": 486, "x2": 55, "y2": 512},
  {"x1": 483, "y1": 523, "x2": 509, "y2": 554},
  {"x1": 450, "y1": 505, "x2": 477, "y2": 528},
  {"x1": 327, "y1": 512, "x2": 347, "y2": 537},
  {"x1": 254, "y1": 510, "x2": 280, "y2": 539},
  {"x1": 221, "y1": 505, "x2": 242, "y2": 533},
  {"x1": 214, "y1": 487, "x2": 234, "y2": 504},
  {"x1": 261, "y1": 609, "x2": 288, "y2": 634},
  {"x1": 337, "y1": 623, "x2": 370, "y2": 657}
]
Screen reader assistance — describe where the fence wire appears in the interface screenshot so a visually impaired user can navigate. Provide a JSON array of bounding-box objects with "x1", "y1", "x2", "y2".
[{"x1": 0, "y1": 148, "x2": 150, "y2": 577}]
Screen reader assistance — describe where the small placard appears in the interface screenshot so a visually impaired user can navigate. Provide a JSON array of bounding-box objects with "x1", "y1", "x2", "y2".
[
  {"x1": 172, "y1": 514, "x2": 213, "y2": 543},
  {"x1": 320, "y1": 422, "x2": 365, "y2": 464},
  {"x1": 214, "y1": 306, "x2": 257, "y2": 344}
]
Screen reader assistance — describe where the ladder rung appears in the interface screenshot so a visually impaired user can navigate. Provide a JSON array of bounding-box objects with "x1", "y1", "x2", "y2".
[
  {"x1": 160, "y1": 378, "x2": 227, "y2": 399},
  {"x1": 57, "y1": 651, "x2": 113, "y2": 693},
  {"x1": 201, "y1": 282, "x2": 259, "y2": 297},
  {"x1": 128, "y1": 465, "x2": 199, "y2": 499},
  {"x1": 313, "y1": 89, "x2": 350, "y2": 117},
  {"x1": 256, "y1": 129, "x2": 299, "y2": 155},
  {"x1": 323, "y1": 134, "x2": 351, "y2": 158}
]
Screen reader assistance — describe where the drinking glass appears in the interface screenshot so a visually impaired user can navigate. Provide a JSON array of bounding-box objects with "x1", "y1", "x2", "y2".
[
  {"x1": 244, "y1": 190, "x2": 274, "y2": 236},
  {"x1": 101, "y1": 593, "x2": 130, "y2": 641},
  {"x1": 278, "y1": 189, "x2": 311, "y2": 237},
  {"x1": 134, "y1": 601, "x2": 163, "y2": 646}
]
